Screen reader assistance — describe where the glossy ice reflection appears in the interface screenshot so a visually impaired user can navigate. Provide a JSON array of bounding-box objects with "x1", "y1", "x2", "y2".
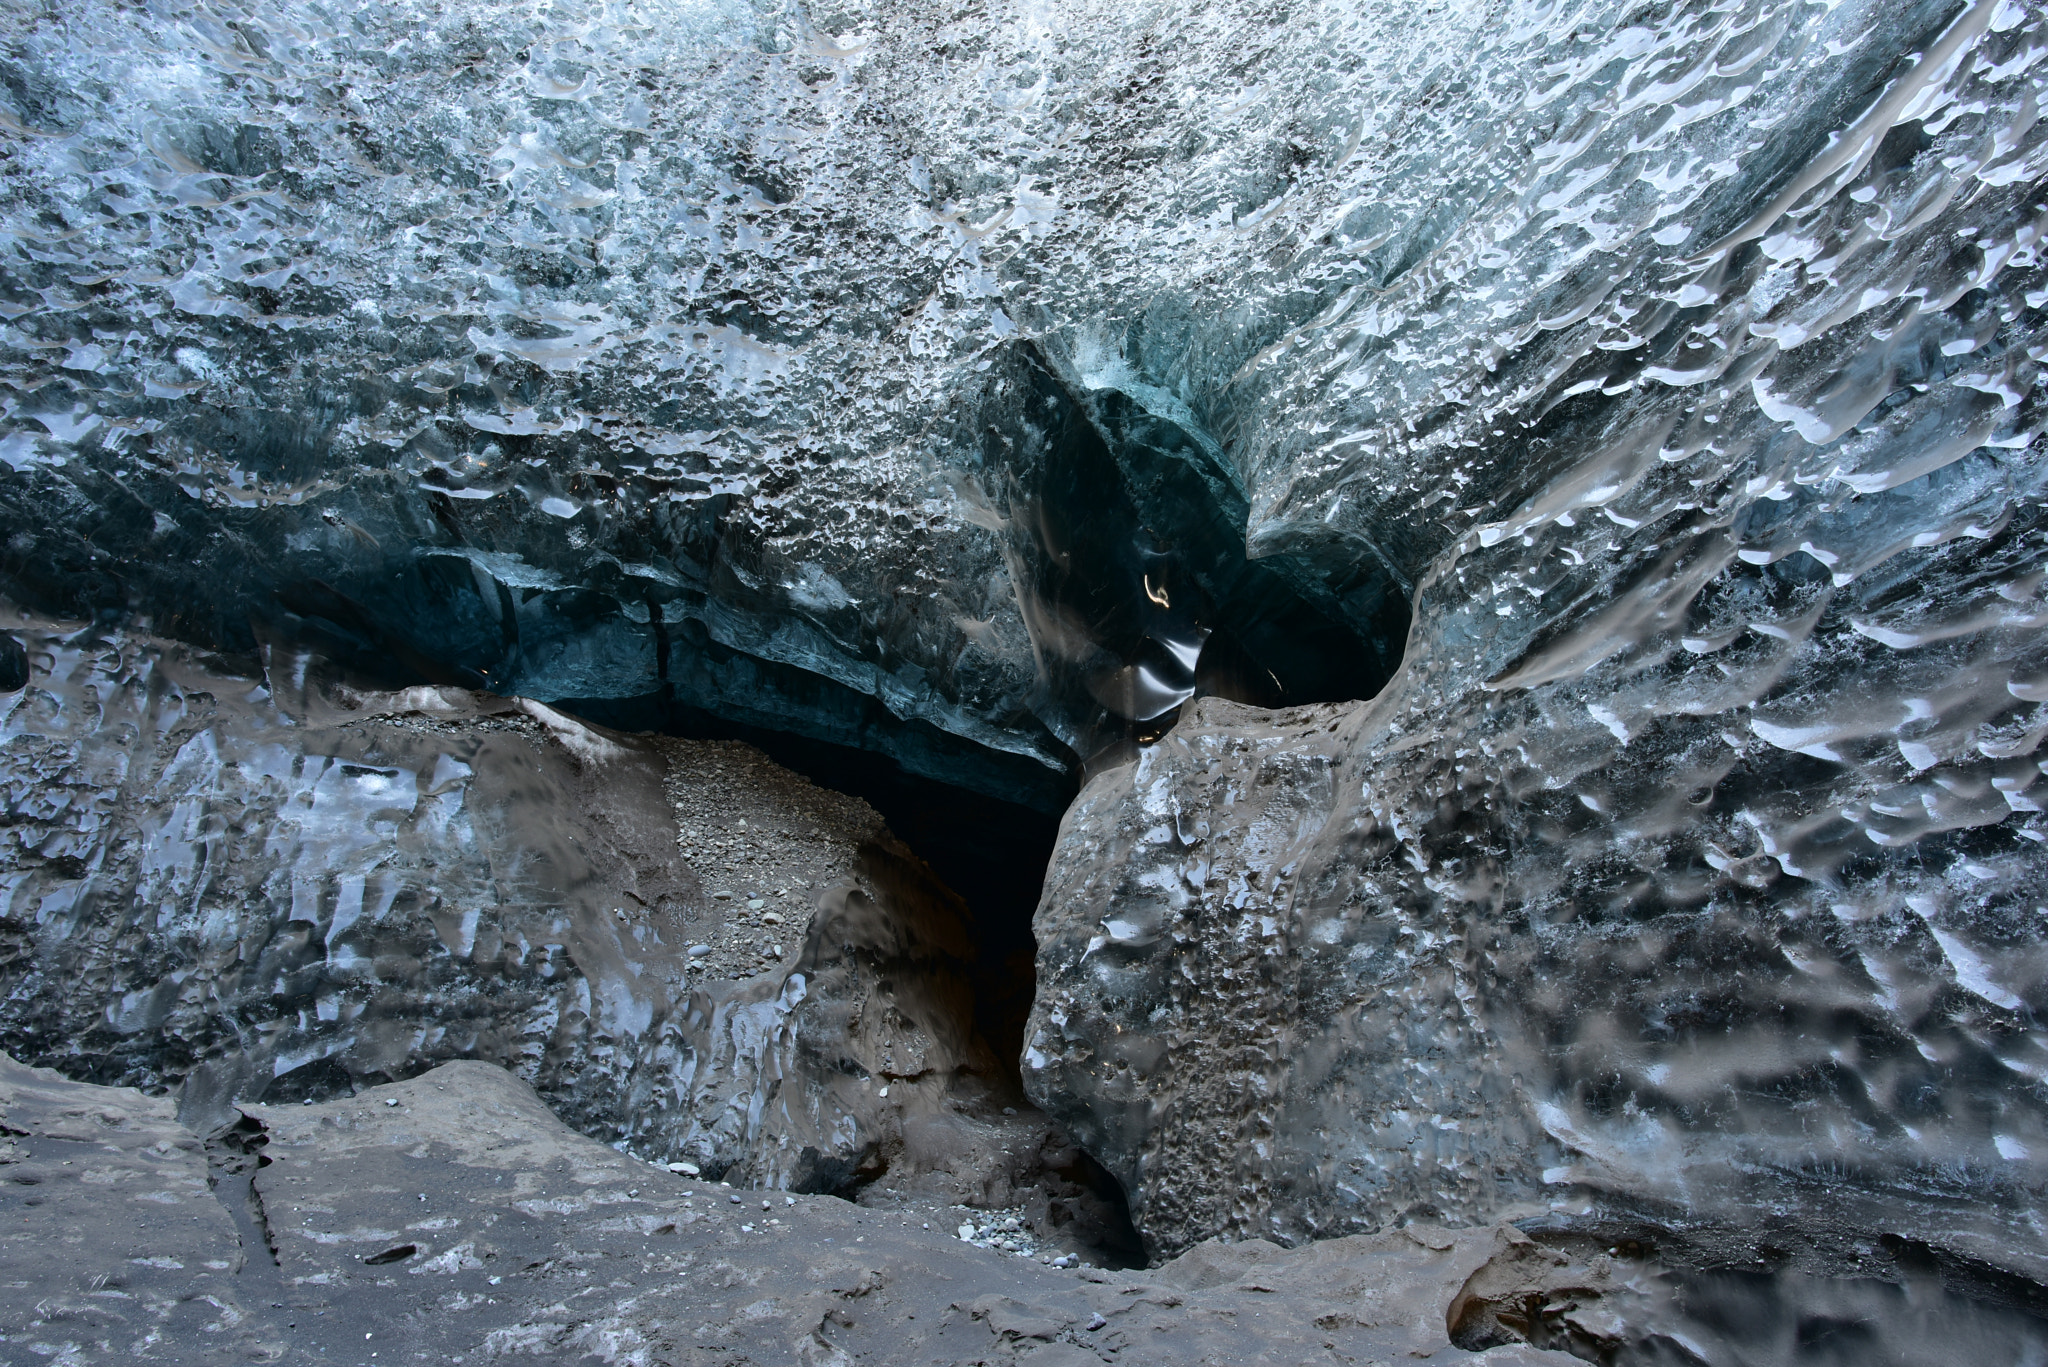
[{"x1": 978, "y1": 345, "x2": 1405, "y2": 754}]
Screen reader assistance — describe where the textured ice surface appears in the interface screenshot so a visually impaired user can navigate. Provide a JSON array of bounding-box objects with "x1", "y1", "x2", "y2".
[
  {"x1": 0, "y1": 0, "x2": 1425, "y2": 799},
  {"x1": 971, "y1": 0, "x2": 2048, "y2": 1291},
  {"x1": 5, "y1": 0, "x2": 2031, "y2": 795},
  {"x1": 3, "y1": 0, "x2": 2048, "y2": 1327}
]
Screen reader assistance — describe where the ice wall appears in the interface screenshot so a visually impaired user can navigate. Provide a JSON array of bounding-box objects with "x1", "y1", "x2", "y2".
[
  {"x1": 0, "y1": 608, "x2": 1030, "y2": 1194},
  {"x1": 999, "y1": 0, "x2": 2048, "y2": 1290}
]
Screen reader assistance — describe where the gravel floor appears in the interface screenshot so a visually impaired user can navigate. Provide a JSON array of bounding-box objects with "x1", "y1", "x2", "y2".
[{"x1": 657, "y1": 737, "x2": 892, "y2": 985}]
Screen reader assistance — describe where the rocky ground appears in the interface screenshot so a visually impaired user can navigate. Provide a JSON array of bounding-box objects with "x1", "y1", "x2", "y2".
[
  {"x1": 658, "y1": 737, "x2": 887, "y2": 986},
  {"x1": 0, "y1": 1051, "x2": 1577, "y2": 1367}
]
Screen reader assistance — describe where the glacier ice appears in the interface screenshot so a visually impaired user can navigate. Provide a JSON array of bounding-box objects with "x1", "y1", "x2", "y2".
[
  {"x1": 1004, "y1": 0, "x2": 2048, "y2": 1291},
  {"x1": 0, "y1": 0, "x2": 2046, "y2": 1341},
  {"x1": 0, "y1": 0, "x2": 1414, "y2": 801}
]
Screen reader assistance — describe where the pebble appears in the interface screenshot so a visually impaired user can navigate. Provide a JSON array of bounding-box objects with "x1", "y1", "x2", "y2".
[
  {"x1": 659, "y1": 739, "x2": 890, "y2": 984},
  {"x1": 951, "y1": 1207, "x2": 1045, "y2": 1259}
]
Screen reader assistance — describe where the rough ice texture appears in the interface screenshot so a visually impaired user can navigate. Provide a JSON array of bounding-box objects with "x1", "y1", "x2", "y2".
[
  {"x1": 0, "y1": 0, "x2": 1437, "y2": 803},
  {"x1": 1019, "y1": 0, "x2": 2048, "y2": 1273},
  {"x1": 2, "y1": 0, "x2": 2047, "y2": 1303}
]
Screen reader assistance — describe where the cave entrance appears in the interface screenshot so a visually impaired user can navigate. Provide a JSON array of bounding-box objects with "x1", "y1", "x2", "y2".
[
  {"x1": 548, "y1": 344, "x2": 1413, "y2": 1268},
  {"x1": 572, "y1": 699, "x2": 1145, "y2": 1265},
  {"x1": 708, "y1": 716, "x2": 1063, "y2": 1080},
  {"x1": 566, "y1": 697, "x2": 1072, "y2": 1081},
  {"x1": 965, "y1": 341, "x2": 1412, "y2": 763},
  {"x1": 774, "y1": 730, "x2": 1143, "y2": 1265},
  {"x1": 560, "y1": 342, "x2": 1411, "y2": 1266}
]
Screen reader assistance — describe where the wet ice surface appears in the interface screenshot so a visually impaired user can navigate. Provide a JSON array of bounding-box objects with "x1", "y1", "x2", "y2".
[
  {"x1": 793, "y1": 0, "x2": 2048, "y2": 1296},
  {"x1": 0, "y1": 1, "x2": 2037, "y2": 778},
  {"x1": 32, "y1": 0, "x2": 2036, "y2": 791},
  {"x1": 0, "y1": 609, "x2": 709, "y2": 1138}
]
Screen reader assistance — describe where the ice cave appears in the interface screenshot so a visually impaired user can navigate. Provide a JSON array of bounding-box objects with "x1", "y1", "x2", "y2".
[{"x1": 0, "y1": 0, "x2": 2044, "y2": 1361}]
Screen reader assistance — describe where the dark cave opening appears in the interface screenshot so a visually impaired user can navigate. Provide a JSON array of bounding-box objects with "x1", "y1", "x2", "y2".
[
  {"x1": 970, "y1": 341, "x2": 1412, "y2": 762},
  {"x1": 224, "y1": 601, "x2": 1144, "y2": 1256},
  {"x1": 235, "y1": 339, "x2": 1414, "y2": 810},
  {"x1": 566, "y1": 692, "x2": 1147, "y2": 1266},
  {"x1": 565, "y1": 693, "x2": 1070, "y2": 1082}
]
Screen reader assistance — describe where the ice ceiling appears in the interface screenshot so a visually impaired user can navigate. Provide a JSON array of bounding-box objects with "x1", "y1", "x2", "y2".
[
  {"x1": 21, "y1": 0, "x2": 2027, "y2": 800},
  {"x1": 0, "y1": 0, "x2": 1447, "y2": 802}
]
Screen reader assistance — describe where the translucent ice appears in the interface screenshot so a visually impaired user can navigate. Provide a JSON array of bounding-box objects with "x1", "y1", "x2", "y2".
[{"x1": 961, "y1": 0, "x2": 2048, "y2": 1294}]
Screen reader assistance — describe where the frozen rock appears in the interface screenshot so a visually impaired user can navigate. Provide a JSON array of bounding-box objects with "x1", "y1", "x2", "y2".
[{"x1": 1030, "y1": 596, "x2": 2048, "y2": 1276}]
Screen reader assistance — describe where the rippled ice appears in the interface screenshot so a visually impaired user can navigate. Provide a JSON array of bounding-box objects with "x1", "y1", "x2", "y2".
[{"x1": 2, "y1": 0, "x2": 2035, "y2": 795}]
